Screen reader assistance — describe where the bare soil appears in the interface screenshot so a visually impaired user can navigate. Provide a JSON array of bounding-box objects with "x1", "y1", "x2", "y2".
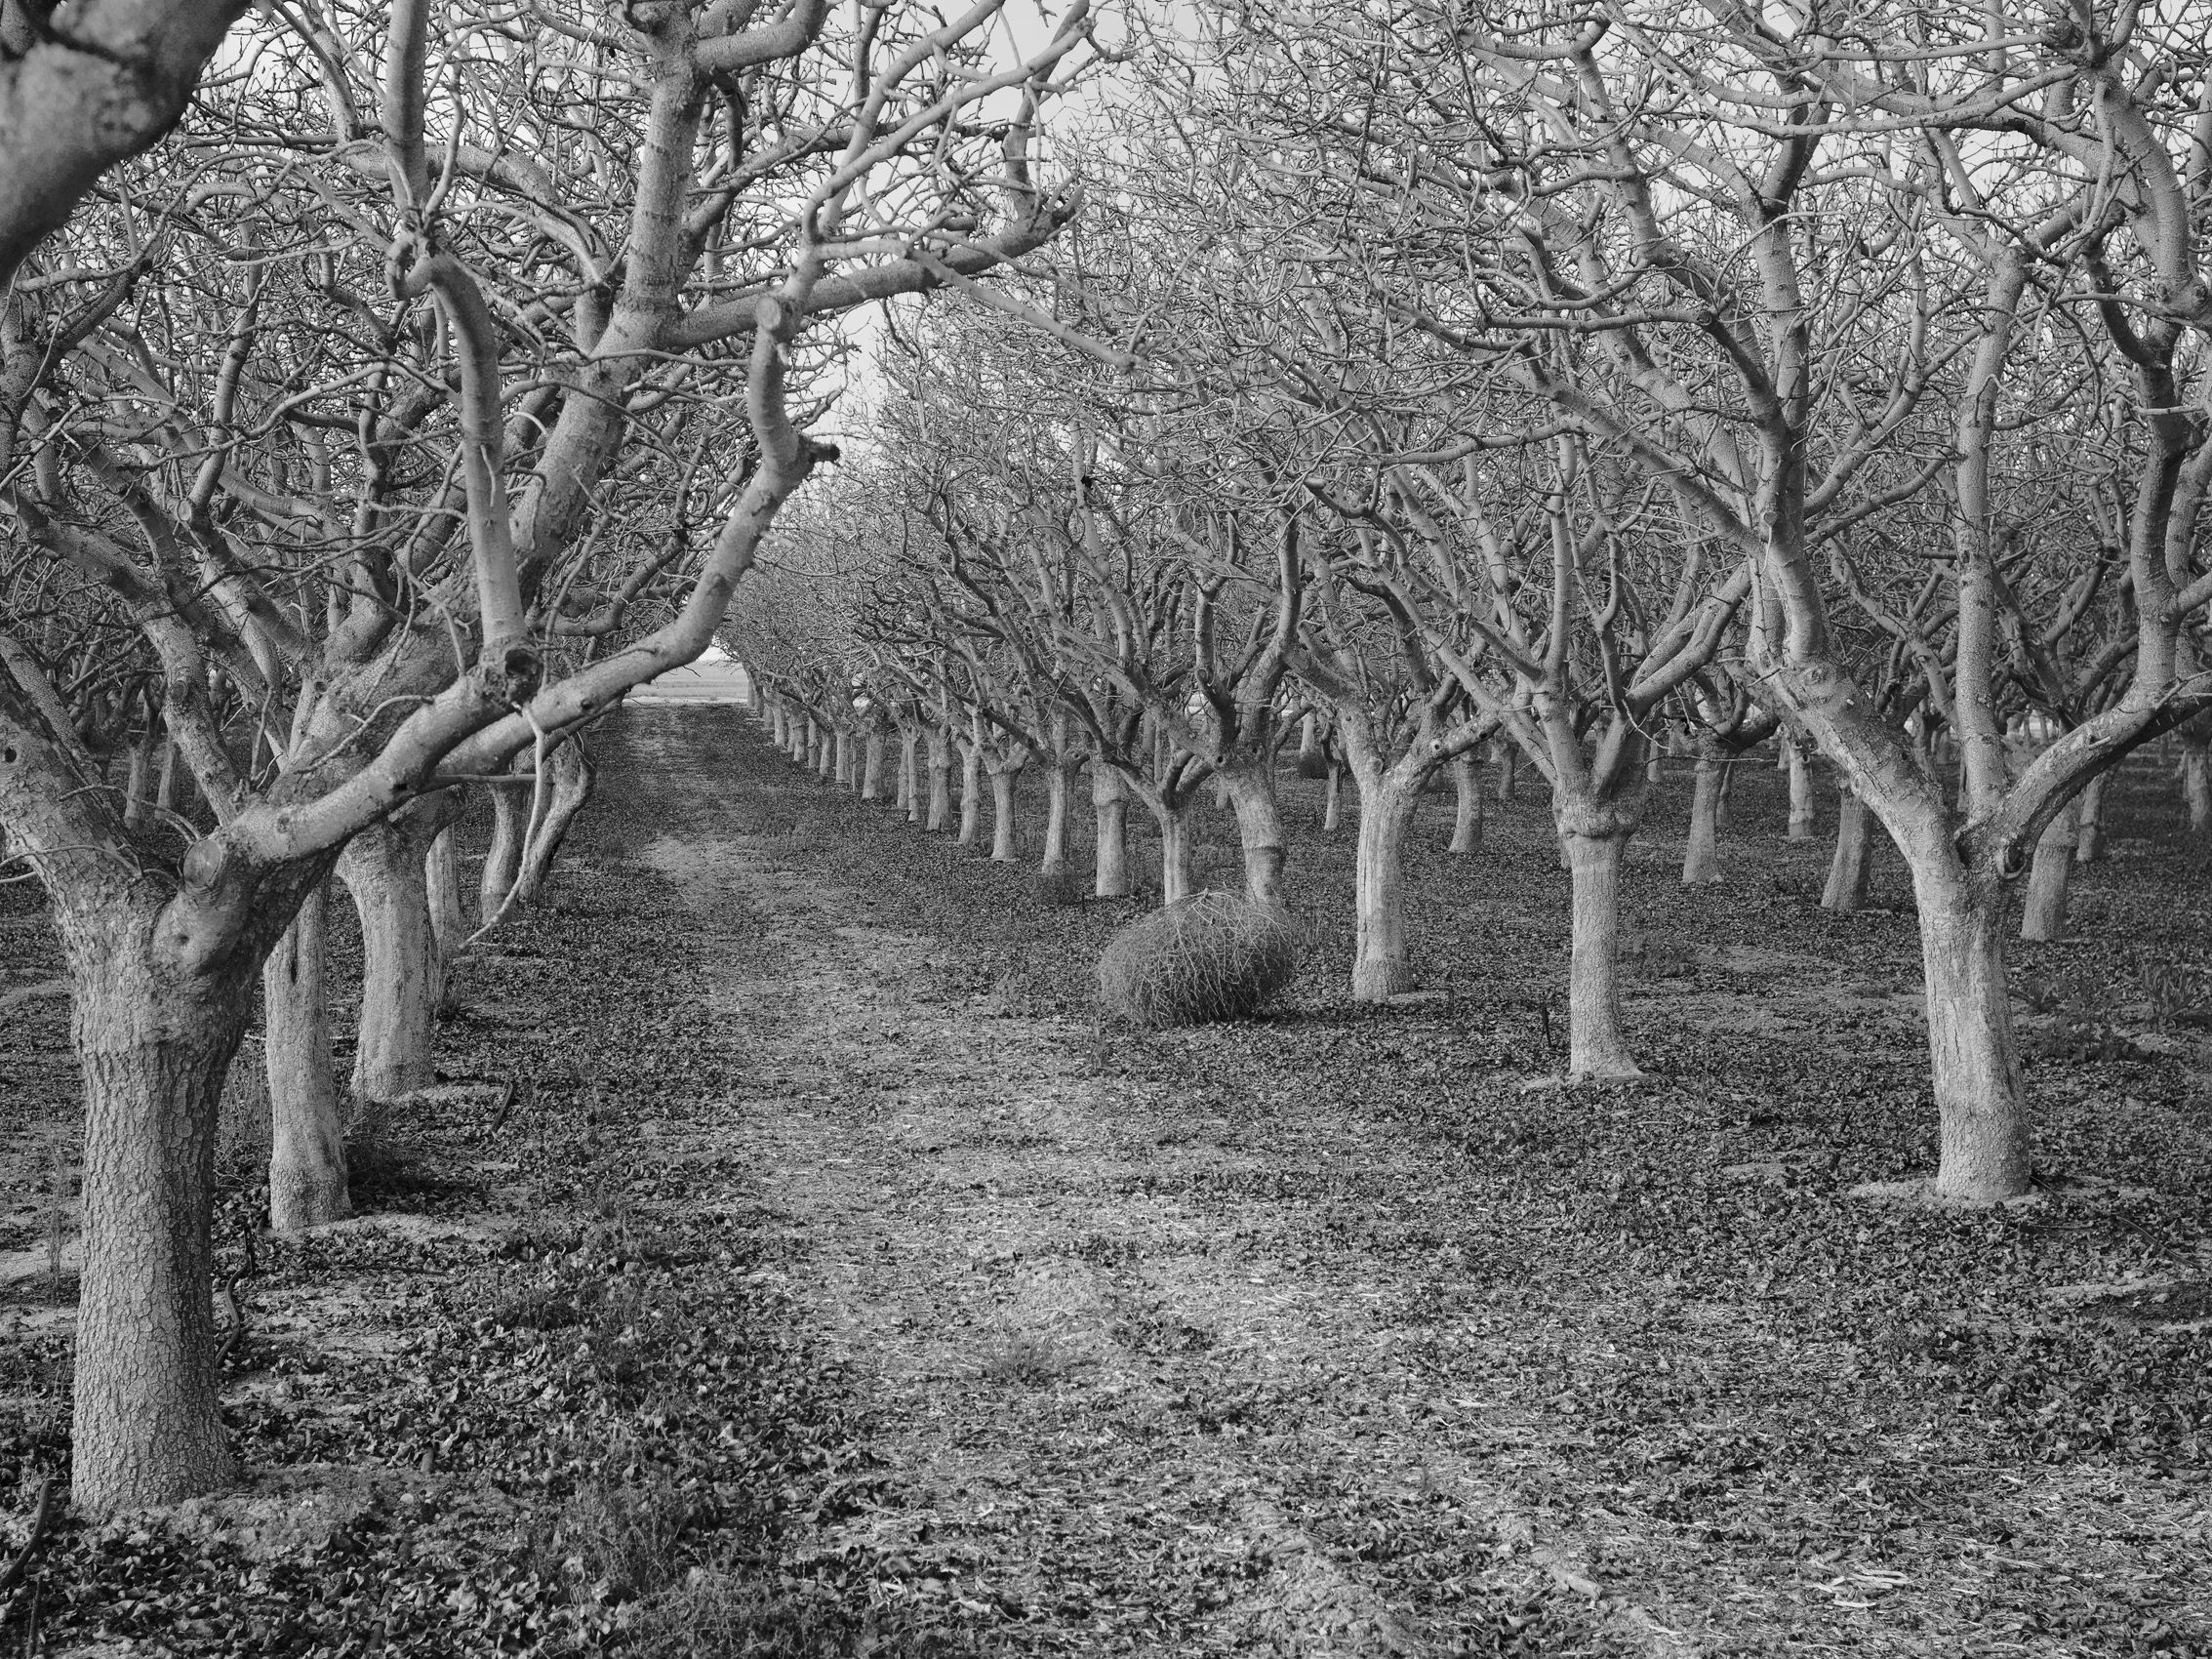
[{"x1": 3, "y1": 708, "x2": 2209, "y2": 1656}]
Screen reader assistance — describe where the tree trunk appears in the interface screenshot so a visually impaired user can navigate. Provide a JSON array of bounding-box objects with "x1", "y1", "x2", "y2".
[
  {"x1": 1157, "y1": 807, "x2": 1195, "y2": 905},
  {"x1": 2020, "y1": 794, "x2": 2078, "y2": 944},
  {"x1": 1093, "y1": 766, "x2": 1131, "y2": 897},
  {"x1": 814, "y1": 723, "x2": 833, "y2": 780},
  {"x1": 1352, "y1": 782, "x2": 1418, "y2": 1000},
  {"x1": 340, "y1": 815, "x2": 443, "y2": 1103},
  {"x1": 1448, "y1": 754, "x2": 1482, "y2": 853},
  {"x1": 1713, "y1": 757, "x2": 1736, "y2": 835},
  {"x1": 1682, "y1": 756, "x2": 1724, "y2": 885},
  {"x1": 902, "y1": 729, "x2": 924, "y2": 824},
  {"x1": 481, "y1": 782, "x2": 523, "y2": 926},
  {"x1": 262, "y1": 882, "x2": 347, "y2": 1234},
  {"x1": 988, "y1": 768, "x2": 1021, "y2": 862},
  {"x1": 1041, "y1": 760, "x2": 1074, "y2": 871},
  {"x1": 426, "y1": 826, "x2": 468, "y2": 962},
  {"x1": 957, "y1": 746, "x2": 982, "y2": 845},
  {"x1": 1822, "y1": 789, "x2": 1875, "y2": 912},
  {"x1": 155, "y1": 735, "x2": 181, "y2": 816},
  {"x1": 769, "y1": 701, "x2": 786, "y2": 748},
  {"x1": 67, "y1": 910, "x2": 250, "y2": 1511},
  {"x1": 1497, "y1": 746, "x2": 1518, "y2": 803},
  {"x1": 1913, "y1": 864, "x2": 2032, "y2": 1199},
  {"x1": 1322, "y1": 764, "x2": 1342, "y2": 831},
  {"x1": 1787, "y1": 744, "x2": 1816, "y2": 840},
  {"x1": 1225, "y1": 768, "x2": 1287, "y2": 907},
  {"x1": 122, "y1": 723, "x2": 156, "y2": 831},
  {"x1": 1564, "y1": 830, "x2": 1640, "y2": 1079},
  {"x1": 927, "y1": 736, "x2": 953, "y2": 831},
  {"x1": 2074, "y1": 769, "x2": 2110, "y2": 864},
  {"x1": 833, "y1": 726, "x2": 852, "y2": 788},
  {"x1": 2185, "y1": 738, "x2": 2212, "y2": 835},
  {"x1": 861, "y1": 731, "x2": 886, "y2": 802}
]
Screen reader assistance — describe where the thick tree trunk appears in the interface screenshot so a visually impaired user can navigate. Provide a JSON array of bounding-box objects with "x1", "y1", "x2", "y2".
[
  {"x1": 340, "y1": 814, "x2": 444, "y2": 1103},
  {"x1": 1912, "y1": 866, "x2": 2032, "y2": 1200},
  {"x1": 2020, "y1": 795, "x2": 2078, "y2": 943},
  {"x1": 815, "y1": 724, "x2": 833, "y2": 780},
  {"x1": 67, "y1": 911, "x2": 250, "y2": 1511},
  {"x1": 481, "y1": 782, "x2": 523, "y2": 925},
  {"x1": 1448, "y1": 754, "x2": 1483, "y2": 853},
  {"x1": 1787, "y1": 744, "x2": 1816, "y2": 840},
  {"x1": 1321, "y1": 764, "x2": 1342, "y2": 831},
  {"x1": 426, "y1": 827, "x2": 468, "y2": 962},
  {"x1": 861, "y1": 731, "x2": 886, "y2": 802},
  {"x1": 1564, "y1": 830, "x2": 1640, "y2": 1079},
  {"x1": 1041, "y1": 760, "x2": 1076, "y2": 871},
  {"x1": 262, "y1": 883, "x2": 348, "y2": 1234},
  {"x1": 2074, "y1": 770, "x2": 2110, "y2": 864},
  {"x1": 1352, "y1": 783, "x2": 1418, "y2": 1000},
  {"x1": 956, "y1": 747, "x2": 983, "y2": 845},
  {"x1": 833, "y1": 727, "x2": 852, "y2": 788},
  {"x1": 927, "y1": 737, "x2": 953, "y2": 831},
  {"x1": 1822, "y1": 789, "x2": 1876, "y2": 912},
  {"x1": 1683, "y1": 757, "x2": 1724, "y2": 885},
  {"x1": 1225, "y1": 768, "x2": 1287, "y2": 907},
  {"x1": 988, "y1": 768, "x2": 1021, "y2": 862},
  {"x1": 1093, "y1": 766, "x2": 1131, "y2": 897}
]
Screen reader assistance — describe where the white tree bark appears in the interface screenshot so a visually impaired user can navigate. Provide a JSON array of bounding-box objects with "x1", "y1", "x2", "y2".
[
  {"x1": 1092, "y1": 764, "x2": 1131, "y2": 896},
  {"x1": 988, "y1": 764, "x2": 1022, "y2": 861},
  {"x1": 1564, "y1": 829, "x2": 1640, "y2": 1079},
  {"x1": 1352, "y1": 782, "x2": 1418, "y2": 999},
  {"x1": 1914, "y1": 866, "x2": 2033, "y2": 1200},
  {"x1": 340, "y1": 812, "x2": 445, "y2": 1103},
  {"x1": 2073, "y1": 769, "x2": 2110, "y2": 864},
  {"x1": 1448, "y1": 754, "x2": 1482, "y2": 853},
  {"x1": 1787, "y1": 743, "x2": 1817, "y2": 840},
  {"x1": 262, "y1": 882, "x2": 348, "y2": 1234},
  {"x1": 2020, "y1": 794, "x2": 2078, "y2": 943},
  {"x1": 861, "y1": 730, "x2": 886, "y2": 801},
  {"x1": 1682, "y1": 756, "x2": 1724, "y2": 885}
]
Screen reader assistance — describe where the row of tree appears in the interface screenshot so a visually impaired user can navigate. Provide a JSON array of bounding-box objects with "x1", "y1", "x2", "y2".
[
  {"x1": 726, "y1": 0, "x2": 2212, "y2": 1229},
  {"x1": 0, "y1": 0, "x2": 1100, "y2": 1511}
]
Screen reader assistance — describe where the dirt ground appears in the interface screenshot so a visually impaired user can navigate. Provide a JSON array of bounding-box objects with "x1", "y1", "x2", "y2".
[{"x1": 3, "y1": 707, "x2": 2210, "y2": 1656}]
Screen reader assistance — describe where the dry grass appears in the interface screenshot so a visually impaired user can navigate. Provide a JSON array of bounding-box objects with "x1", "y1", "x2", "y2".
[{"x1": 1096, "y1": 891, "x2": 1298, "y2": 1027}]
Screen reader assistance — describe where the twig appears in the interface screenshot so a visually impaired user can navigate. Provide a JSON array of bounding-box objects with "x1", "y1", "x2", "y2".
[{"x1": 0, "y1": 1478, "x2": 57, "y2": 1595}]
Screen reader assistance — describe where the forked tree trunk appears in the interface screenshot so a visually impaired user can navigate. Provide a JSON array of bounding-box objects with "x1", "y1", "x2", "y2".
[
  {"x1": 1352, "y1": 782, "x2": 1419, "y2": 1000},
  {"x1": 988, "y1": 767, "x2": 1022, "y2": 862},
  {"x1": 1448, "y1": 755, "x2": 1482, "y2": 853},
  {"x1": 1822, "y1": 789, "x2": 1875, "y2": 912},
  {"x1": 2020, "y1": 795, "x2": 2078, "y2": 944},
  {"x1": 263, "y1": 883, "x2": 347, "y2": 1233},
  {"x1": 1093, "y1": 766, "x2": 1131, "y2": 897},
  {"x1": 340, "y1": 812, "x2": 445, "y2": 1103},
  {"x1": 1322, "y1": 764, "x2": 1343, "y2": 831},
  {"x1": 2074, "y1": 770, "x2": 2110, "y2": 864},
  {"x1": 861, "y1": 731, "x2": 886, "y2": 801},
  {"x1": 1683, "y1": 757, "x2": 1724, "y2": 886},
  {"x1": 1911, "y1": 863, "x2": 2032, "y2": 1199},
  {"x1": 956, "y1": 746, "x2": 982, "y2": 845},
  {"x1": 1787, "y1": 745, "x2": 1816, "y2": 840},
  {"x1": 1563, "y1": 829, "x2": 1640, "y2": 1079},
  {"x1": 1224, "y1": 767, "x2": 1287, "y2": 908},
  {"x1": 68, "y1": 910, "x2": 253, "y2": 1510}
]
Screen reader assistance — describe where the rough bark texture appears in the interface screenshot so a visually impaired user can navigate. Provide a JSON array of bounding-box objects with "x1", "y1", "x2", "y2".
[
  {"x1": 1447, "y1": 755, "x2": 1482, "y2": 854},
  {"x1": 1156, "y1": 808, "x2": 1195, "y2": 906},
  {"x1": 1225, "y1": 768, "x2": 1287, "y2": 908},
  {"x1": 1787, "y1": 745, "x2": 1816, "y2": 840},
  {"x1": 262, "y1": 882, "x2": 348, "y2": 1234},
  {"x1": 66, "y1": 907, "x2": 249, "y2": 1512},
  {"x1": 1682, "y1": 757, "x2": 1724, "y2": 886},
  {"x1": 1822, "y1": 789, "x2": 1875, "y2": 912},
  {"x1": 1351, "y1": 784, "x2": 1418, "y2": 1000},
  {"x1": 861, "y1": 731, "x2": 886, "y2": 801},
  {"x1": 340, "y1": 814, "x2": 444, "y2": 1103},
  {"x1": 1041, "y1": 761, "x2": 1072, "y2": 872},
  {"x1": 988, "y1": 769, "x2": 1021, "y2": 862},
  {"x1": 1914, "y1": 869, "x2": 2033, "y2": 1200},
  {"x1": 1564, "y1": 830, "x2": 1641, "y2": 1079},
  {"x1": 2020, "y1": 795, "x2": 2077, "y2": 943},
  {"x1": 1092, "y1": 766, "x2": 1131, "y2": 897},
  {"x1": 956, "y1": 748, "x2": 983, "y2": 845},
  {"x1": 2073, "y1": 770, "x2": 2110, "y2": 864}
]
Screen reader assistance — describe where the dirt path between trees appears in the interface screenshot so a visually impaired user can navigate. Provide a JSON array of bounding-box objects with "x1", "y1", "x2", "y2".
[{"x1": 623, "y1": 719, "x2": 1684, "y2": 1657}]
